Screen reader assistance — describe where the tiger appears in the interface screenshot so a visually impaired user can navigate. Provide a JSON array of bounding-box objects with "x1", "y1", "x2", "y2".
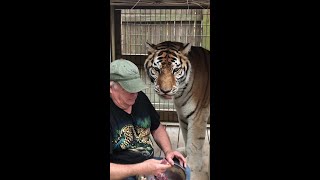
[{"x1": 144, "y1": 41, "x2": 210, "y2": 178}]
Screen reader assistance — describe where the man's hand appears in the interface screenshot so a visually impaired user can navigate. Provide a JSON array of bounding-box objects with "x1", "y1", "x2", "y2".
[
  {"x1": 110, "y1": 159, "x2": 171, "y2": 180},
  {"x1": 141, "y1": 159, "x2": 172, "y2": 176},
  {"x1": 165, "y1": 150, "x2": 187, "y2": 168}
]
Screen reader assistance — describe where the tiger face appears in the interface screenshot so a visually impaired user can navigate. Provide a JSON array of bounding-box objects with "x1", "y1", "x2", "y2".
[{"x1": 144, "y1": 41, "x2": 192, "y2": 99}]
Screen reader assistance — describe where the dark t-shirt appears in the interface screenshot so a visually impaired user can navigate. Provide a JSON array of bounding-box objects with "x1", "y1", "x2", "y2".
[{"x1": 109, "y1": 91, "x2": 160, "y2": 164}]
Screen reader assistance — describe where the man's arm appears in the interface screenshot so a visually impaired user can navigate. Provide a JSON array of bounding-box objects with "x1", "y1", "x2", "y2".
[
  {"x1": 110, "y1": 162, "x2": 143, "y2": 180},
  {"x1": 151, "y1": 124, "x2": 173, "y2": 155},
  {"x1": 151, "y1": 124, "x2": 187, "y2": 167},
  {"x1": 110, "y1": 159, "x2": 171, "y2": 180}
]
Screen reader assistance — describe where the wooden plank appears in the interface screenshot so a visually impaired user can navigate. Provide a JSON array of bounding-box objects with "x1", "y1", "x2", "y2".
[
  {"x1": 114, "y1": 9, "x2": 122, "y2": 59},
  {"x1": 111, "y1": 0, "x2": 210, "y2": 8},
  {"x1": 201, "y1": 9, "x2": 210, "y2": 50},
  {"x1": 157, "y1": 110, "x2": 211, "y2": 124},
  {"x1": 161, "y1": 122, "x2": 211, "y2": 128},
  {"x1": 121, "y1": 14, "x2": 202, "y2": 22}
]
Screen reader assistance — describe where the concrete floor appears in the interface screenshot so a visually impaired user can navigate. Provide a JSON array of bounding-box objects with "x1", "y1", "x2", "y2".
[{"x1": 151, "y1": 122, "x2": 210, "y2": 180}]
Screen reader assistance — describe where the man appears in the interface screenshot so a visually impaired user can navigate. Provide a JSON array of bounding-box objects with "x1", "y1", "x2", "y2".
[{"x1": 109, "y1": 59, "x2": 189, "y2": 180}]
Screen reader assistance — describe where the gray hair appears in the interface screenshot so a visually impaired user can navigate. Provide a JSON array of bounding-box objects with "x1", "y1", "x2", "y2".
[{"x1": 110, "y1": 81, "x2": 121, "y2": 90}]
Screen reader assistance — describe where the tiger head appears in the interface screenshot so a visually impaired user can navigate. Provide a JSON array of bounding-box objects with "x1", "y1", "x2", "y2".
[{"x1": 144, "y1": 41, "x2": 192, "y2": 99}]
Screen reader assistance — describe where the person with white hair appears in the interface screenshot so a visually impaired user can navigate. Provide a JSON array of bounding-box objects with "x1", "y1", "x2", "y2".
[{"x1": 109, "y1": 59, "x2": 190, "y2": 180}]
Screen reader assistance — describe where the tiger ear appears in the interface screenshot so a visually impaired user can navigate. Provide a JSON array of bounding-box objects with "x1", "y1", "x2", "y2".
[
  {"x1": 181, "y1": 43, "x2": 192, "y2": 55},
  {"x1": 146, "y1": 42, "x2": 156, "y2": 53}
]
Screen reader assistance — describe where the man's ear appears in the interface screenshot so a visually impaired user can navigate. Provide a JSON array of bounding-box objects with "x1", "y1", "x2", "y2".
[{"x1": 110, "y1": 81, "x2": 114, "y2": 94}]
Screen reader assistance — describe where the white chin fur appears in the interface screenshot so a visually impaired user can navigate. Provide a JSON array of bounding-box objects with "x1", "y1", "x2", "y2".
[{"x1": 160, "y1": 94, "x2": 173, "y2": 99}]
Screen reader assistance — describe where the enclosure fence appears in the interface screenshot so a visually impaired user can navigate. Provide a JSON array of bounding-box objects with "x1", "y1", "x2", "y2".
[{"x1": 111, "y1": 7, "x2": 210, "y2": 123}]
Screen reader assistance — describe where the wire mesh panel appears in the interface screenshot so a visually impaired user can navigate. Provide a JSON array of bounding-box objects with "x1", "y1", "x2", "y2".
[
  {"x1": 113, "y1": 8, "x2": 210, "y2": 123},
  {"x1": 121, "y1": 9, "x2": 210, "y2": 54}
]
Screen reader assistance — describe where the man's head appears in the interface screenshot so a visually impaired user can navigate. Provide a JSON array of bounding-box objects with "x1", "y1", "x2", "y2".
[
  {"x1": 110, "y1": 59, "x2": 148, "y2": 93},
  {"x1": 110, "y1": 59, "x2": 148, "y2": 109}
]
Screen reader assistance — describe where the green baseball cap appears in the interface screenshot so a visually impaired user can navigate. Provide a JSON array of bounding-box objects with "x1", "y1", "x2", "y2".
[{"x1": 110, "y1": 59, "x2": 148, "y2": 93}]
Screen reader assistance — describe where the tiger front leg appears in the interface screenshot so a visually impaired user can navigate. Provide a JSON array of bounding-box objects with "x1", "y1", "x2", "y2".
[
  {"x1": 175, "y1": 118, "x2": 189, "y2": 157},
  {"x1": 185, "y1": 112, "x2": 208, "y2": 173}
]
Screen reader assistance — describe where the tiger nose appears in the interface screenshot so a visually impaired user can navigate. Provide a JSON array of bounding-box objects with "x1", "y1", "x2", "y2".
[{"x1": 160, "y1": 88, "x2": 171, "y2": 94}]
